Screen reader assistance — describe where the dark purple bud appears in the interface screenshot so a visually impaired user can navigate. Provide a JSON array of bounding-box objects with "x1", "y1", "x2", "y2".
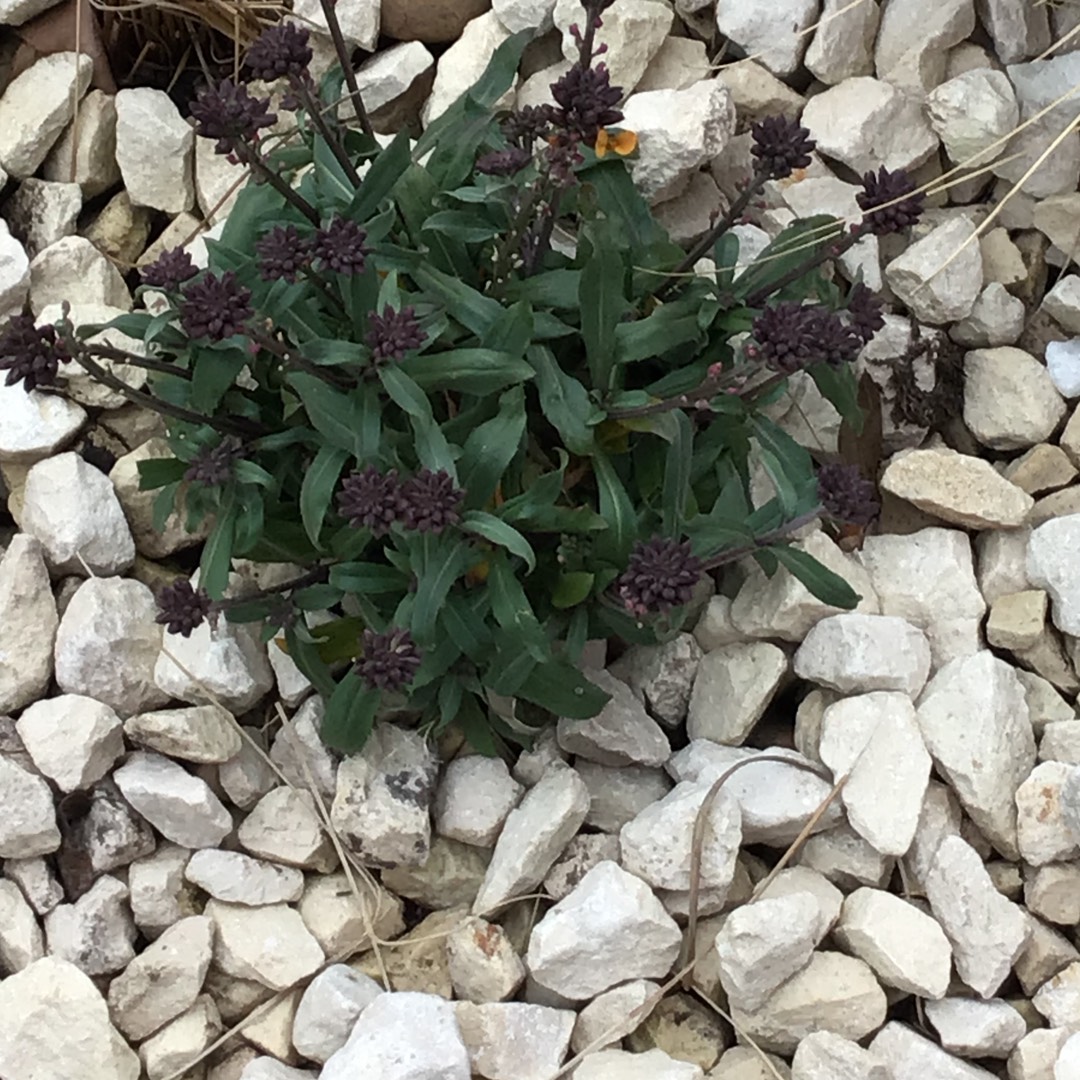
[
  {"x1": 398, "y1": 469, "x2": 464, "y2": 535},
  {"x1": 245, "y1": 21, "x2": 313, "y2": 81},
  {"x1": 856, "y1": 166, "x2": 925, "y2": 236},
  {"x1": 155, "y1": 579, "x2": 213, "y2": 637},
  {"x1": 140, "y1": 247, "x2": 198, "y2": 291},
  {"x1": 337, "y1": 465, "x2": 403, "y2": 536},
  {"x1": 817, "y1": 463, "x2": 880, "y2": 526},
  {"x1": 750, "y1": 115, "x2": 815, "y2": 180},
  {"x1": 312, "y1": 218, "x2": 370, "y2": 276},
  {"x1": 179, "y1": 271, "x2": 253, "y2": 342},
  {"x1": 184, "y1": 436, "x2": 244, "y2": 487},
  {"x1": 255, "y1": 224, "x2": 313, "y2": 283},
  {"x1": 365, "y1": 306, "x2": 426, "y2": 363},
  {"x1": 616, "y1": 536, "x2": 702, "y2": 618},
  {"x1": 0, "y1": 314, "x2": 70, "y2": 392},
  {"x1": 189, "y1": 79, "x2": 276, "y2": 155},
  {"x1": 354, "y1": 627, "x2": 422, "y2": 692}
]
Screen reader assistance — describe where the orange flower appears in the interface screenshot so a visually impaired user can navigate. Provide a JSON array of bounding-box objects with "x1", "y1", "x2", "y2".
[{"x1": 595, "y1": 128, "x2": 638, "y2": 159}]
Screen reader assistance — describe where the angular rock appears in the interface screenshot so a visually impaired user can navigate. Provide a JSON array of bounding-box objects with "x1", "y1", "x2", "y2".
[
  {"x1": 870, "y1": 1022, "x2": 998, "y2": 1080},
  {"x1": 207, "y1": 899, "x2": 324, "y2": 991},
  {"x1": 1005, "y1": 445, "x2": 1079, "y2": 497},
  {"x1": 0, "y1": 380, "x2": 86, "y2": 466},
  {"x1": 791, "y1": 1031, "x2": 888, "y2": 1080},
  {"x1": 113, "y1": 751, "x2": 232, "y2": 849},
  {"x1": 106, "y1": 915, "x2": 213, "y2": 1041},
  {"x1": 291, "y1": 964, "x2": 383, "y2": 1064},
  {"x1": 924, "y1": 996, "x2": 1026, "y2": 1059},
  {"x1": 834, "y1": 887, "x2": 952, "y2": 998},
  {"x1": 715, "y1": 893, "x2": 828, "y2": 1012},
  {"x1": 16, "y1": 694, "x2": 123, "y2": 793},
  {"x1": 0, "y1": 956, "x2": 139, "y2": 1080},
  {"x1": 321, "y1": 992, "x2": 470, "y2": 1080},
  {"x1": 268, "y1": 695, "x2": 337, "y2": 802},
  {"x1": 802, "y1": 76, "x2": 938, "y2": 174},
  {"x1": 114, "y1": 88, "x2": 194, "y2": 213},
  {"x1": 729, "y1": 952, "x2": 887, "y2": 1056},
  {"x1": 43, "y1": 89, "x2": 121, "y2": 198},
  {"x1": 526, "y1": 861, "x2": 681, "y2": 1000},
  {"x1": 6, "y1": 178, "x2": 81, "y2": 259},
  {"x1": 382, "y1": 835, "x2": 489, "y2": 910},
  {"x1": 1016, "y1": 761, "x2": 1079, "y2": 866},
  {"x1": 950, "y1": 282, "x2": 1025, "y2": 348},
  {"x1": 917, "y1": 651, "x2": 1035, "y2": 857},
  {"x1": 3, "y1": 856, "x2": 63, "y2": 916},
  {"x1": 219, "y1": 737, "x2": 278, "y2": 811},
  {"x1": 434, "y1": 755, "x2": 523, "y2": 848},
  {"x1": 422, "y1": 12, "x2": 514, "y2": 124},
  {"x1": 715, "y1": 0, "x2": 818, "y2": 76},
  {"x1": 0, "y1": 218, "x2": 29, "y2": 321},
  {"x1": 987, "y1": 589, "x2": 1048, "y2": 651},
  {"x1": 184, "y1": 849, "x2": 304, "y2": 906},
  {"x1": 575, "y1": 760, "x2": 672, "y2": 834},
  {"x1": 554, "y1": 0, "x2": 670, "y2": 91},
  {"x1": 455, "y1": 1001, "x2": 574, "y2": 1080},
  {"x1": 544, "y1": 833, "x2": 620, "y2": 901},
  {"x1": 925, "y1": 835, "x2": 1030, "y2": 997},
  {"x1": 0, "y1": 878, "x2": 44, "y2": 972},
  {"x1": 293, "y1": 0, "x2": 379, "y2": 48},
  {"x1": 882, "y1": 447, "x2": 1033, "y2": 529},
  {"x1": 620, "y1": 80, "x2": 736, "y2": 202},
  {"x1": 1028, "y1": 515, "x2": 1080, "y2": 637},
  {"x1": 139, "y1": 995, "x2": 221, "y2": 1080},
  {"x1": 472, "y1": 766, "x2": 589, "y2": 916},
  {"x1": 30, "y1": 236, "x2": 131, "y2": 315},
  {"x1": 620, "y1": 780, "x2": 741, "y2": 893},
  {"x1": 794, "y1": 613, "x2": 932, "y2": 697},
  {"x1": 686, "y1": 641, "x2": 788, "y2": 744},
  {"x1": 125, "y1": 704, "x2": 241, "y2": 764},
  {"x1": 127, "y1": 843, "x2": 195, "y2": 938},
  {"x1": 238, "y1": 787, "x2": 339, "y2": 872},
  {"x1": 885, "y1": 217, "x2": 983, "y2": 325},
  {"x1": 0, "y1": 534, "x2": 57, "y2": 712},
  {"x1": 796, "y1": 822, "x2": 894, "y2": 891},
  {"x1": 0, "y1": 755, "x2": 60, "y2": 858},
  {"x1": 819, "y1": 691, "x2": 932, "y2": 854},
  {"x1": 45, "y1": 875, "x2": 137, "y2": 977},
  {"x1": 21, "y1": 452, "x2": 135, "y2": 576},
  {"x1": 573, "y1": 1048, "x2": 703, "y2": 1080},
  {"x1": 54, "y1": 576, "x2": 168, "y2": 717},
  {"x1": 297, "y1": 872, "x2": 404, "y2": 958},
  {"x1": 446, "y1": 916, "x2": 525, "y2": 1003},
  {"x1": 965, "y1": 347, "x2": 1066, "y2": 450},
  {"x1": 805, "y1": 0, "x2": 879, "y2": 83},
  {"x1": 0, "y1": 52, "x2": 93, "y2": 179},
  {"x1": 330, "y1": 722, "x2": 437, "y2": 868},
  {"x1": 607, "y1": 633, "x2": 702, "y2": 727},
  {"x1": 927, "y1": 68, "x2": 1019, "y2": 168},
  {"x1": 556, "y1": 669, "x2": 670, "y2": 766}
]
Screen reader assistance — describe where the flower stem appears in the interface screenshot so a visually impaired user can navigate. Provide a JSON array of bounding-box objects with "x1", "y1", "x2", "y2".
[
  {"x1": 701, "y1": 507, "x2": 823, "y2": 572},
  {"x1": 295, "y1": 77, "x2": 363, "y2": 187},
  {"x1": 250, "y1": 330, "x2": 352, "y2": 389},
  {"x1": 742, "y1": 223, "x2": 865, "y2": 309},
  {"x1": 73, "y1": 340, "x2": 193, "y2": 380},
  {"x1": 235, "y1": 141, "x2": 319, "y2": 225},
  {"x1": 318, "y1": 0, "x2": 374, "y2": 138},
  {"x1": 215, "y1": 564, "x2": 330, "y2": 613}
]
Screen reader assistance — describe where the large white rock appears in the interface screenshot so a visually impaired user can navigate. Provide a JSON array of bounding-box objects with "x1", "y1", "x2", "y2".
[
  {"x1": 321, "y1": 992, "x2": 470, "y2": 1080},
  {"x1": 125, "y1": 704, "x2": 241, "y2": 764},
  {"x1": 1017, "y1": 761, "x2": 1080, "y2": 866},
  {"x1": 554, "y1": 0, "x2": 671, "y2": 91},
  {"x1": 859, "y1": 527, "x2": 985, "y2": 667},
  {"x1": 801, "y1": 76, "x2": 938, "y2": 174},
  {"x1": 607, "y1": 633, "x2": 702, "y2": 728},
  {"x1": 16, "y1": 694, "x2": 123, "y2": 793},
  {"x1": 916, "y1": 651, "x2": 1035, "y2": 858},
  {"x1": 454, "y1": 1000, "x2": 575, "y2": 1080},
  {"x1": 667, "y1": 742, "x2": 842, "y2": 846},
  {"x1": 571, "y1": 979, "x2": 659, "y2": 1054},
  {"x1": 106, "y1": 915, "x2": 213, "y2": 1041},
  {"x1": 924, "y1": 996, "x2": 1026, "y2": 1059},
  {"x1": 715, "y1": 0, "x2": 819, "y2": 76},
  {"x1": 184, "y1": 849, "x2": 304, "y2": 906},
  {"x1": 21, "y1": 452, "x2": 135, "y2": 576},
  {"x1": 472, "y1": 766, "x2": 589, "y2": 916},
  {"x1": 154, "y1": 607, "x2": 274, "y2": 714},
  {"x1": 819, "y1": 691, "x2": 931, "y2": 854},
  {"x1": 238, "y1": 787, "x2": 339, "y2": 872},
  {"x1": 834, "y1": 887, "x2": 952, "y2": 998},
  {"x1": 29, "y1": 235, "x2": 131, "y2": 315},
  {"x1": 45, "y1": 875, "x2": 137, "y2": 977},
  {"x1": 686, "y1": 641, "x2": 788, "y2": 744},
  {"x1": 620, "y1": 80, "x2": 736, "y2": 203},
  {"x1": 293, "y1": 0, "x2": 379, "y2": 49},
  {"x1": 874, "y1": 0, "x2": 975, "y2": 91},
  {"x1": 804, "y1": 0, "x2": 880, "y2": 84},
  {"x1": 979, "y1": 0, "x2": 1051, "y2": 63},
  {"x1": 0, "y1": 755, "x2": 60, "y2": 858},
  {"x1": 422, "y1": 12, "x2": 514, "y2": 125},
  {"x1": 526, "y1": 861, "x2": 681, "y2": 1000},
  {"x1": 729, "y1": 952, "x2": 887, "y2": 1055},
  {"x1": 926, "y1": 69, "x2": 1019, "y2": 169},
  {"x1": 577, "y1": 760, "x2": 672, "y2": 834},
  {"x1": 573, "y1": 1048, "x2": 703, "y2": 1080},
  {"x1": 292, "y1": 964, "x2": 384, "y2": 1064},
  {"x1": 881, "y1": 447, "x2": 1033, "y2": 530},
  {"x1": 0, "y1": 218, "x2": 29, "y2": 321},
  {"x1": 54, "y1": 576, "x2": 169, "y2": 717},
  {"x1": 885, "y1": 216, "x2": 984, "y2": 325},
  {"x1": 794, "y1": 613, "x2": 932, "y2": 697},
  {"x1": 925, "y1": 835, "x2": 1030, "y2": 997},
  {"x1": 353, "y1": 41, "x2": 435, "y2": 115},
  {"x1": 870, "y1": 1022, "x2": 999, "y2": 1080},
  {"x1": 791, "y1": 1031, "x2": 888, "y2": 1080},
  {"x1": 113, "y1": 750, "x2": 233, "y2": 848},
  {"x1": 114, "y1": 88, "x2": 194, "y2": 213},
  {"x1": 964, "y1": 347, "x2": 1066, "y2": 450},
  {"x1": 43, "y1": 89, "x2": 121, "y2": 198},
  {"x1": 0, "y1": 380, "x2": 86, "y2": 465},
  {"x1": 446, "y1": 916, "x2": 525, "y2": 1002},
  {"x1": 268, "y1": 695, "x2": 337, "y2": 801},
  {"x1": 0, "y1": 52, "x2": 93, "y2": 178},
  {"x1": 0, "y1": 957, "x2": 140, "y2": 1080},
  {"x1": 1028, "y1": 515, "x2": 1080, "y2": 637},
  {"x1": 206, "y1": 899, "x2": 325, "y2": 991},
  {"x1": 620, "y1": 780, "x2": 741, "y2": 893},
  {"x1": 0, "y1": 878, "x2": 44, "y2": 972},
  {"x1": 434, "y1": 755, "x2": 523, "y2": 847},
  {"x1": 715, "y1": 892, "x2": 828, "y2": 1011},
  {"x1": 0, "y1": 534, "x2": 57, "y2": 712},
  {"x1": 556, "y1": 669, "x2": 670, "y2": 766}
]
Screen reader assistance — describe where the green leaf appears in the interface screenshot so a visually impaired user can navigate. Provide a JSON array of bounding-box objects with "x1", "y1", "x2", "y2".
[
  {"x1": 137, "y1": 457, "x2": 186, "y2": 490},
  {"x1": 291, "y1": 583, "x2": 344, "y2": 610},
  {"x1": 321, "y1": 671, "x2": 381, "y2": 752},
  {"x1": 579, "y1": 157, "x2": 665, "y2": 252},
  {"x1": 422, "y1": 210, "x2": 501, "y2": 244},
  {"x1": 440, "y1": 595, "x2": 493, "y2": 663},
  {"x1": 732, "y1": 214, "x2": 841, "y2": 302},
  {"x1": 152, "y1": 482, "x2": 179, "y2": 532},
  {"x1": 487, "y1": 554, "x2": 550, "y2": 662},
  {"x1": 481, "y1": 300, "x2": 534, "y2": 356},
  {"x1": 454, "y1": 693, "x2": 502, "y2": 756},
  {"x1": 809, "y1": 361, "x2": 863, "y2": 430},
  {"x1": 330, "y1": 561, "x2": 408, "y2": 594},
  {"x1": 395, "y1": 166, "x2": 472, "y2": 278},
  {"x1": 484, "y1": 648, "x2": 538, "y2": 697},
  {"x1": 398, "y1": 349, "x2": 534, "y2": 395},
  {"x1": 191, "y1": 346, "x2": 247, "y2": 413},
  {"x1": 527, "y1": 345, "x2": 595, "y2": 456},
  {"x1": 580, "y1": 242, "x2": 626, "y2": 390},
  {"x1": 300, "y1": 446, "x2": 349, "y2": 548},
  {"x1": 347, "y1": 130, "x2": 412, "y2": 223},
  {"x1": 458, "y1": 385, "x2": 526, "y2": 508},
  {"x1": 313, "y1": 133, "x2": 355, "y2": 210},
  {"x1": 199, "y1": 492, "x2": 237, "y2": 598},
  {"x1": 411, "y1": 263, "x2": 503, "y2": 338},
  {"x1": 505, "y1": 270, "x2": 582, "y2": 311},
  {"x1": 377, "y1": 365, "x2": 456, "y2": 474},
  {"x1": 285, "y1": 622, "x2": 338, "y2": 700},
  {"x1": 714, "y1": 230, "x2": 741, "y2": 290},
  {"x1": 287, "y1": 373, "x2": 361, "y2": 454},
  {"x1": 514, "y1": 658, "x2": 610, "y2": 719},
  {"x1": 302, "y1": 338, "x2": 366, "y2": 367},
  {"x1": 592, "y1": 451, "x2": 637, "y2": 564},
  {"x1": 552, "y1": 571, "x2": 595, "y2": 609},
  {"x1": 661, "y1": 409, "x2": 694, "y2": 536},
  {"x1": 769, "y1": 545, "x2": 860, "y2": 608},
  {"x1": 461, "y1": 510, "x2": 536, "y2": 572},
  {"x1": 411, "y1": 539, "x2": 474, "y2": 644},
  {"x1": 613, "y1": 307, "x2": 702, "y2": 365},
  {"x1": 217, "y1": 180, "x2": 292, "y2": 257}
]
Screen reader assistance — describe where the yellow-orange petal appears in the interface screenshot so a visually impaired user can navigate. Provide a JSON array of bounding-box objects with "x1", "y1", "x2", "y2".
[
  {"x1": 612, "y1": 129, "x2": 638, "y2": 156},
  {"x1": 594, "y1": 129, "x2": 611, "y2": 158}
]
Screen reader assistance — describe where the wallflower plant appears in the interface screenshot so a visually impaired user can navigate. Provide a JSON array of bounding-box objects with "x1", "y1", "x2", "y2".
[{"x1": 0, "y1": 0, "x2": 918, "y2": 753}]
